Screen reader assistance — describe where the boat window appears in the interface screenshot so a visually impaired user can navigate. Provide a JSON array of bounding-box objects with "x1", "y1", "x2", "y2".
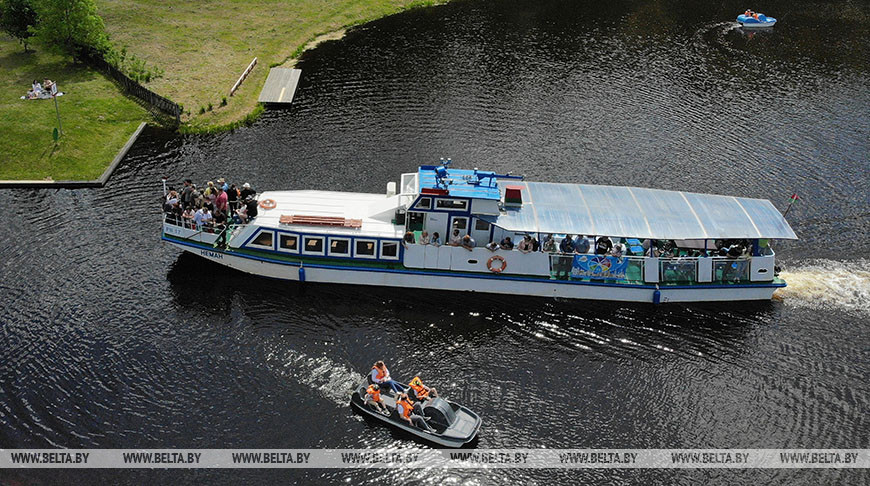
[
  {"x1": 354, "y1": 239, "x2": 377, "y2": 258},
  {"x1": 250, "y1": 230, "x2": 274, "y2": 249},
  {"x1": 435, "y1": 199, "x2": 468, "y2": 211},
  {"x1": 303, "y1": 236, "x2": 324, "y2": 255},
  {"x1": 278, "y1": 234, "x2": 298, "y2": 252},
  {"x1": 380, "y1": 241, "x2": 399, "y2": 260},
  {"x1": 474, "y1": 219, "x2": 490, "y2": 231},
  {"x1": 414, "y1": 197, "x2": 432, "y2": 210},
  {"x1": 329, "y1": 238, "x2": 350, "y2": 256}
]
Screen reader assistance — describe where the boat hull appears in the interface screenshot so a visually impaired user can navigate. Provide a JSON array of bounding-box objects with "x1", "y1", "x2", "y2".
[
  {"x1": 349, "y1": 384, "x2": 480, "y2": 448},
  {"x1": 164, "y1": 237, "x2": 782, "y2": 304}
]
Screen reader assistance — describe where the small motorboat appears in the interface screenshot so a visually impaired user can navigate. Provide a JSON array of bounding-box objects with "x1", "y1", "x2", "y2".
[
  {"x1": 737, "y1": 11, "x2": 776, "y2": 28},
  {"x1": 350, "y1": 380, "x2": 482, "y2": 448}
]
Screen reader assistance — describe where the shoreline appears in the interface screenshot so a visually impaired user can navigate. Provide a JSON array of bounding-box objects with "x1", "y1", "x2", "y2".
[{"x1": 177, "y1": 0, "x2": 448, "y2": 135}]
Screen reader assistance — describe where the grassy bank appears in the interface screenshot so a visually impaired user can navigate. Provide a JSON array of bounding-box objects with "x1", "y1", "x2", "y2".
[
  {"x1": 98, "y1": 0, "x2": 446, "y2": 131},
  {"x1": 0, "y1": 36, "x2": 149, "y2": 181}
]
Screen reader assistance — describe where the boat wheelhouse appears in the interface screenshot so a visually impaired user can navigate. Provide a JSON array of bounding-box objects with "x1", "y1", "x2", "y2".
[{"x1": 161, "y1": 162, "x2": 797, "y2": 304}]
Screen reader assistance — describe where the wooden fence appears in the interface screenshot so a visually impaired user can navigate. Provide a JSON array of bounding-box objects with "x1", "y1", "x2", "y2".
[{"x1": 81, "y1": 49, "x2": 182, "y2": 123}]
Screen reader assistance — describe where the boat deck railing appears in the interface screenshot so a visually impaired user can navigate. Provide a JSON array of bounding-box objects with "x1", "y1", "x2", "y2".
[
  {"x1": 163, "y1": 213, "x2": 770, "y2": 285},
  {"x1": 547, "y1": 253, "x2": 756, "y2": 284}
]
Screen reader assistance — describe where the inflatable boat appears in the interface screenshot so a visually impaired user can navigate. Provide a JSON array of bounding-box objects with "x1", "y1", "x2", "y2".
[
  {"x1": 350, "y1": 381, "x2": 482, "y2": 448},
  {"x1": 738, "y1": 12, "x2": 776, "y2": 28}
]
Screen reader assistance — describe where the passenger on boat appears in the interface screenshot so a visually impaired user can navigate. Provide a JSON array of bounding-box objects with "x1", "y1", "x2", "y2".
[
  {"x1": 449, "y1": 229, "x2": 462, "y2": 246},
  {"x1": 215, "y1": 187, "x2": 228, "y2": 215},
  {"x1": 218, "y1": 177, "x2": 228, "y2": 191},
  {"x1": 517, "y1": 235, "x2": 534, "y2": 254},
  {"x1": 370, "y1": 361, "x2": 404, "y2": 394},
  {"x1": 542, "y1": 234, "x2": 557, "y2": 253},
  {"x1": 245, "y1": 197, "x2": 259, "y2": 219},
  {"x1": 574, "y1": 235, "x2": 590, "y2": 254},
  {"x1": 226, "y1": 184, "x2": 239, "y2": 212},
  {"x1": 531, "y1": 235, "x2": 540, "y2": 252},
  {"x1": 559, "y1": 235, "x2": 574, "y2": 253},
  {"x1": 234, "y1": 204, "x2": 248, "y2": 224},
  {"x1": 461, "y1": 234, "x2": 476, "y2": 251},
  {"x1": 431, "y1": 232, "x2": 442, "y2": 246},
  {"x1": 408, "y1": 376, "x2": 438, "y2": 402},
  {"x1": 240, "y1": 182, "x2": 256, "y2": 200},
  {"x1": 364, "y1": 384, "x2": 389, "y2": 414},
  {"x1": 182, "y1": 207, "x2": 195, "y2": 228},
  {"x1": 402, "y1": 231, "x2": 416, "y2": 249},
  {"x1": 419, "y1": 231, "x2": 430, "y2": 245},
  {"x1": 485, "y1": 240, "x2": 500, "y2": 252},
  {"x1": 541, "y1": 234, "x2": 556, "y2": 253},
  {"x1": 610, "y1": 243, "x2": 624, "y2": 258},
  {"x1": 595, "y1": 236, "x2": 613, "y2": 255},
  {"x1": 396, "y1": 392, "x2": 434, "y2": 432},
  {"x1": 500, "y1": 236, "x2": 515, "y2": 250},
  {"x1": 180, "y1": 179, "x2": 194, "y2": 209},
  {"x1": 194, "y1": 206, "x2": 212, "y2": 230}
]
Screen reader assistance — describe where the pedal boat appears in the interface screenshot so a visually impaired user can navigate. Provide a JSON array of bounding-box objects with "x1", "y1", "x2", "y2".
[
  {"x1": 350, "y1": 380, "x2": 482, "y2": 448},
  {"x1": 737, "y1": 13, "x2": 776, "y2": 28}
]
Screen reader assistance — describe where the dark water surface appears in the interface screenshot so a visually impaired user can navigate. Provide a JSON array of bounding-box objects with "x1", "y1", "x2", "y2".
[{"x1": 2, "y1": 0, "x2": 869, "y2": 483}]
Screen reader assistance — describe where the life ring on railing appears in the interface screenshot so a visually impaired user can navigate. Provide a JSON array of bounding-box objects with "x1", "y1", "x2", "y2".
[
  {"x1": 259, "y1": 198, "x2": 276, "y2": 210},
  {"x1": 487, "y1": 255, "x2": 507, "y2": 273}
]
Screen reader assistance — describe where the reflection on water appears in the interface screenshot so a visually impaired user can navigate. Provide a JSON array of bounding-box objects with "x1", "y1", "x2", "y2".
[{"x1": 0, "y1": 0, "x2": 868, "y2": 483}]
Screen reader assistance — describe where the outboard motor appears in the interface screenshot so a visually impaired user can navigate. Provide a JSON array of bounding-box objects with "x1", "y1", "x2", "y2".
[{"x1": 422, "y1": 398, "x2": 456, "y2": 428}]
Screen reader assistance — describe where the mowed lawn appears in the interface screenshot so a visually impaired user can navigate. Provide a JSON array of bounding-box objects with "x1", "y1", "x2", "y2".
[
  {"x1": 98, "y1": 0, "x2": 441, "y2": 128},
  {"x1": 0, "y1": 37, "x2": 148, "y2": 181}
]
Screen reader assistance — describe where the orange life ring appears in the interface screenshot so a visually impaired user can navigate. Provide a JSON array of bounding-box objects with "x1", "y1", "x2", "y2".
[
  {"x1": 487, "y1": 255, "x2": 507, "y2": 273},
  {"x1": 259, "y1": 198, "x2": 276, "y2": 210}
]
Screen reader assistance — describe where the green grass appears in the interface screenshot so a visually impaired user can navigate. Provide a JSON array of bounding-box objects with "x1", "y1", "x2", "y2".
[
  {"x1": 97, "y1": 0, "x2": 447, "y2": 130},
  {"x1": 0, "y1": 37, "x2": 149, "y2": 181}
]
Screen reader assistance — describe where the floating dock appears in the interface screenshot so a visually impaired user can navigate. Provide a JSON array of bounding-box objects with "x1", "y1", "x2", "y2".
[{"x1": 258, "y1": 68, "x2": 302, "y2": 104}]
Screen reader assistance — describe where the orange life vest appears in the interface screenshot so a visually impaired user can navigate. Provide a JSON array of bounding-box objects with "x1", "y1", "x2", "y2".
[
  {"x1": 372, "y1": 366, "x2": 386, "y2": 381},
  {"x1": 397, "y1": 398, "x2": 414, "y2": 419},
  {"x1": 366, "y1": 385, "x2": 381, "y2": 402},
  {"x1": 408, "y1": 376, "x2": 429, "y2": 399}
]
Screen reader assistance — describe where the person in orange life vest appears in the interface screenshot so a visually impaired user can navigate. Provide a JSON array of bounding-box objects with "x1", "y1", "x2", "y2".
[
  {"x1": 396, "y1": 392, "x2": 434, "y2": 432},
  {"x1": 408, "y1": 376, "x2": 438, "y2": 402},
  {"x1": 370, "y1": 361, "x2": 404, "y2": 394},
  {"x1": 364, "y1": 384, "x2": 389, "y2": 414}
]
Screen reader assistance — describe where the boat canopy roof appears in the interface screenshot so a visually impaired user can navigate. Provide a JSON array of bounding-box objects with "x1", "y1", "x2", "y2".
[{"x1": 480, "y1": 182, "x2": 798, "y2": 240}]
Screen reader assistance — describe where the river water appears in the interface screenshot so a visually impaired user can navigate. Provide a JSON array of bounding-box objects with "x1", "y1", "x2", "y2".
[{"x1": 1, "y1": 0, "x2": 868, "y2": 483}]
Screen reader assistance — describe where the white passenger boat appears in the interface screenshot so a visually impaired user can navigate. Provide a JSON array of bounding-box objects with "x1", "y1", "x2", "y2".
[{"x1": 161, "y1": 161, "x2": 797, "y2": 304}]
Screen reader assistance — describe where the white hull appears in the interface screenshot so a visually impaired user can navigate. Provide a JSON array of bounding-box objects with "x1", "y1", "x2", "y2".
[
  {"x1": 166, "y1": 239, "x2": 780, "y2": 304},
  {"x1": 739, "y1": 20, "x2": 776, "y2": 28}
]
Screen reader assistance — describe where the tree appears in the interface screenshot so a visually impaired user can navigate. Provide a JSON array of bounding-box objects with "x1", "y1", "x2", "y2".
[
  {"x1": 0, "y1": 0, "x2": 38, "y2": 52},
  {"x1": 34, "y1": 0, "x2": 108, "y2": 59}
]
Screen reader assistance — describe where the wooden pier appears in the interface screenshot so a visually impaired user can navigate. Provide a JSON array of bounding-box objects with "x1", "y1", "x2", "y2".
[{"x1": 258, "y1": 68, "x2": 302, "y2": 104}]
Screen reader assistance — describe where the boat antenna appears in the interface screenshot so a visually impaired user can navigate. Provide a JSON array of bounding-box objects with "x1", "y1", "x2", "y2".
[{"x1": 161, "y1": 177, "x2": 168, "y2": 197}]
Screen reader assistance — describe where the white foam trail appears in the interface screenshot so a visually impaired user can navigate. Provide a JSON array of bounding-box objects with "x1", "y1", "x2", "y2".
[
  {"x1": 264, "y1": 345, "x2": 365, "y2": 406},
  {"x1": 775, "y1": 259, "x2": 870, "y2": 313}
]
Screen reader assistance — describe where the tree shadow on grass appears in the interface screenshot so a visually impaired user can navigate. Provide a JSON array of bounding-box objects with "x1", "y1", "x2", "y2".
[{"x1": 0, "y1": 49, "x2": 99, "y2": 88}]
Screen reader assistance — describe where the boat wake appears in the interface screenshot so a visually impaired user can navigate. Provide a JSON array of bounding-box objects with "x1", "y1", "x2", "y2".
[
  {"x1": 775, "y1": 259, "x2": 870, "y2": 313},
  {"x1": 263, "y1": 344, "x2": 364, "y2": 406}
]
